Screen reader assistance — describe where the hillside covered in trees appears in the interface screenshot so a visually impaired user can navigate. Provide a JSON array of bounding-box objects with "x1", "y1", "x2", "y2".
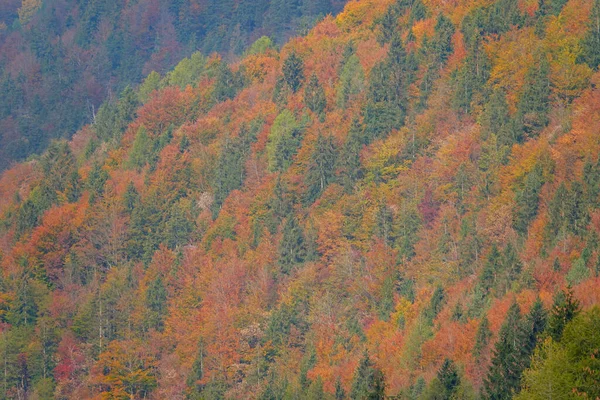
[
  {"x1": 1, "y1": 0, "x2": 600, "y2": 398},
  {"x1": 0, "y1": 0, "x2": 346, "y2": 171}
]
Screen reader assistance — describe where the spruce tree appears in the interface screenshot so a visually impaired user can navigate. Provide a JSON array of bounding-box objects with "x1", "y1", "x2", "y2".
[
  {"x1": 432, "y1": 14, "x2": 455, "y2": 66},
  {"x1": 438, "y1": 359, "x2": 461, "y2": 398},
  {"x1": 6, "y1": 279, "x2": 38, "y2": 327},
  {"x1": 87, "y1": 162, "x2": 109, "y2": 204},
  {"x1": 484, "y1": 301, "x2": 529, "y2": 399},
  {"x1": 213, "y1": 62, "x2": 238, "y2": 102},
  {"x1": 283, "y1": 52, "x2": 305, "y2": 93},
  {"x1": 350, "y1": 352, "x2": 385, "y2": 400},
  {"x1": 580, "y1": 0, "x2": 600, "y2": 69},
  {"x1": 481, "y1": 88, "x2": 513, "y2": 145},
  {"x1": 473, "y1": 316, "x2": 491, "y2": 359},
  {"x1": 515, "y1": 57, "x2": 550, "y2": 138},
  {"x1": 378, "y1": 5, "x2": 398, "y2": 45},
  {"x1": 304, "y1": 134, "x2": 337, "y2": 205},
  {"x1": 187, "y1": 338, "x2": 206, "y2": 392},
  {"x1": 425, "y1": 286, "x2": 445, "y2": 322},
  {"x1": 479, "y1": 245, "x2": 501, "y2": 295},
  {"x1": 278, "y1": 216, "x2": 307, "y2": 273},
  {"x1": 546, "y1": 286, "x2": 581, "y2": 341},
  {"x1": 145, "y1": 275, "x2": 168, "y2": 332},
  {"x1": 523, "y1": 298, "x2": 547, "y2": 355},
  {"x1": 514, "y1": 165, "x2": 544, "y2": 235},
  {"x1": 338, "y1": 118, "x2": 365, "y2": 192},
  {"x1": 566, "y1": 181, "x2": 589, "y2": 236},
  {"x1": 123, "y1": 181, "x2": 139, "y2": 213},
  {"x1": 375, "y1": 202, "x2": 395, "y2": 246},
  {"x1": 335, "y1": 377, "x2": 346, "y2": 400},
  {"x1": 583, "y1": 158, "x2": 600, "y2": 208},
  {"x1": 304, "y1": 73, "x2": 327, "y2": 117}
]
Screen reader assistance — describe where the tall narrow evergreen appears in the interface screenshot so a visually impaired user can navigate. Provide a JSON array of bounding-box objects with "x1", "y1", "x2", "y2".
[
  {"x1": 515, "y1": 57, "x2": 550, "y2": 138},
  {"x1": 304, "y1": 134, "x2": 337, "y2": 205},
  {"x1": 350, "y1": 352, "x2": 385, "y2": 400},
  {"x1": 432, "y1": 14, "x2": 455, "y2": 66},
  {"x1": 278, "y1": 216, "x2": 307, "y2": 273},
  {"x1": 513, "y1": 165, "x2": 544, "y2": 235},
  {"x1": 304, "y1": 73, "x2": 327, "y2": 117},
  {"x1": 546, "y1": 286, "x2": 581, "y2": 341},
  {"x1": 145, "y1": 275, "x2": 168, "y2": 332},
  {"x1": 338, "y1": 119, "x2": 365, "y2": 192},
  {"x1": 484, "y1": 301, "x2": 527, "y2": 399},
  {"x1": 437, "y1": 359, "x2": 461, "y2": 399},
  {"x1": 473, "y1": 316, "x2": 491, "y2": 359},
  {"x1": 283, "y1": 52, "x2": 305, "y2": 93},
  {"x1": 580, "y1": 0, "x2": 600, "y2": 69}
]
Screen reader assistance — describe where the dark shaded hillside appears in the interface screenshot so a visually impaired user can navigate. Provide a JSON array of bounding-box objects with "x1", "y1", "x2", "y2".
[{"x1": 0, "y1": 0, "x2": 346, "y2": 171}]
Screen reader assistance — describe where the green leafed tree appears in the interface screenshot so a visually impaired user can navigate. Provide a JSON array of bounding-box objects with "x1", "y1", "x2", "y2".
[{"x1": 267, "y1": 110, "x2": 304, "y2": 172}]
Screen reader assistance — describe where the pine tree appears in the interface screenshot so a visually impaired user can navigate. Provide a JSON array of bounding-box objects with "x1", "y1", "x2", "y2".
[
  {"x1": 335, "y1": 377, "x2": 346, "y2": 400},
  {"x1": 363, "y1": 32, "x2": 408, "y2": 141},
  {"x1": 546, "y1": 286, "x2": 581, "y2": 341},
  {"x1": 480, "y1": 88, "x2": 513, "y2": 145},
  {"x1": 337, "y1": 54, "x2": 365, "y2": 109},
  {"x1": 213, "y1": 62, "x2": 238, "y2": 102},
  {"x1": 453, "y1": 31, "x2": 491, "y2": 114},
  {"x1": 473, "y1": 316, "x2": 491, "y2": 359},
  {"x1": 537, "y1": 0, "x2": 569, "y2": 16},
  {"x1": 283, "y1": 52, "x2": 305, "y2": 93},
  {"x1": 515, "y1": 56, "x2": 550, "y2": 138},
  {"x1": 566, "y1": 181, "x2": 589, "y2": 236},
  {"x1": 117, "y1": 85, "x2": 138, "y2": 126},
  {"x1": 304, "y1": 73, "x2": 327, "y2": 117},
  {"x1": 145, "y1": 275, "x2": 168, "y2": 332},
  {"x1": 304, "y1": 134, "x2": 337, "y2": 205},
  {"x1": 278, "y1": 216, "x2": 307, "y2": 273},
  {"x1": 87, "y1": 162, "x2": 109, "y2": 204},
  {"x1": 123, "y1": 182, "x2": 139, "y2": 213},
  {"x1": 350, "y1": 351, "x2": 385, "y2": 400},
  {"x1": 65, "y1": 170, "x2": 82, "y2": 203},
  {"x1": 187, "y1": 338, "x2": 206, "y2": 392},
  {"x1": 523, "y1": 298, "x2": 547, "y2": 356},
  {"x1": 128, "y1": 126, "x2": 152, "y2": 170},
  {"x1": 338, "y1": 118, "x2": 364, "y2": 192},
  {"x1": 484, "y1": 301, "x2": 528, "y2": 399},
  {"x1": 437, "y1": 359, "x2": 461, "y2": 399},
  {"x1": 479, "y1": 245, "x2": 501, "y2": 295},
  {"x1": 583, "y1": 158, "x2": 600, "y2": 208},
  {"x1": 267, "y1": 110, "x2": 303, "y2": 172},
  {"x1": 306, "y1": 376, "x2": 325, "y2": 400},
  {"x1": 514, "y1": 165, "x2": 544, "y2": 235},
  {"x1": 498, "y1": 243, "x2": 522, "y2": 295},
  {"x1": 425, "y1": 286, "x2": 445, "y2": 322},
  {"x1": 40, "y1": 140, "x2": 77, "y2": 194},
  {"x1": 375, "y1": 202, "x2": 395, "y2": 246},
  {"x1": 580, "y1": 0, "x2": 600, "y2": 69},
  {"x1": 6, "y1": 279, "x2": 38, "y2": 327},
  {"x1": 16, "y1": 199, "x2": 39, "y2": 237},
  {"x1": 432, "y1": 14, "x2": 455, "y2": 66}
]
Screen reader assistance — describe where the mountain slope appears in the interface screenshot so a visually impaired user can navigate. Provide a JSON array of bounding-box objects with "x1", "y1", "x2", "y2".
[
  {"x1": 0, "y1": 0, "x2": 346, "y2": 171},
  {"x1": 1, "y1": 0, "x2": 600, "y2": 398}
]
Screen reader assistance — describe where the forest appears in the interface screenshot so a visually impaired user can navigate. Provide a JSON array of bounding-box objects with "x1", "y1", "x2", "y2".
[
  {"x1": 0, "y1": 0, "x2": 600, "y2": 398},
  {"x1": 0, "y1": 0, "x2": 345, "y2": 171}
]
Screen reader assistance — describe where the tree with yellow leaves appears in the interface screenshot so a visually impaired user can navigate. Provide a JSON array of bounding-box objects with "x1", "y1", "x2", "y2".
[{"x1": 18, "y1": 0, "x2": 42, "y2": 25}]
